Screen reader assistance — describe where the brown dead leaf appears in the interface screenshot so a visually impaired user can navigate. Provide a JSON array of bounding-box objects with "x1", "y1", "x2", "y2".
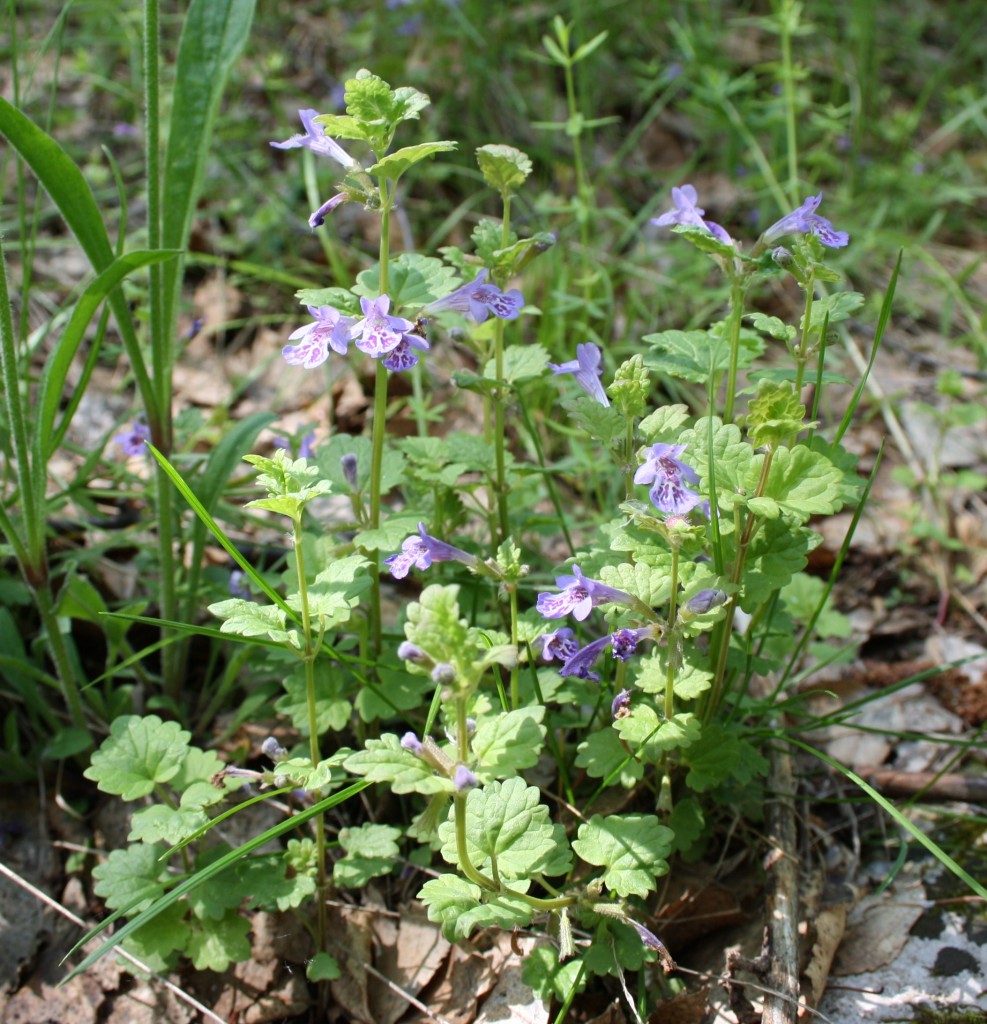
[
  {"x1": 409, "y1": 942, "x2": 499, "y2": 1024},
  {"x1": 831, "y1": 881, "x2": 928, "y2": 976},
  {"x1": 369, "y1": 904, "x2": 452, "y2": 1024},
  {"x1": 328, "y1": 906, "x2": 375, "y2": 1022}
]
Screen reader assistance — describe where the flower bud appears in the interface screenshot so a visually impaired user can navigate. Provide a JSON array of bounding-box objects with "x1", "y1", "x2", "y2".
[
  {"x1": 397, "y1": 641, "x2": 426, "y2": 663},
  {"x1": 453, "y1": 765, "x2": 478, "y2": 792},
  {"x1": 685, "y1": 588, "x2": 727, "y2": 615},
  {"x1": 771, "y1": 246, "x2": 794, "y2": 268},
  {"x1": 431, "y1": 662, "x2": 457, "y2": 686},
  {"x1": 261, "y1": 736, "x2": 287, "y2": 762},
  {"x1": 611, "y1": 688, "x2": 633, "y2": 719},
  {"x1": 400, "y1": 731, "x2": 424, "y2": 756},
  {"x1": 341, "y1": 453, "x2": 359, "y2": 490}
]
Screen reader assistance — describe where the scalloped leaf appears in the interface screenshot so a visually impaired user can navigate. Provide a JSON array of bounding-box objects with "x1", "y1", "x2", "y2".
[
  {"x1": 572, "y1": 814, "x2": 673, "y2": 897},
  {"x1": 476, "y1": 144, "x2": 533, "y2": 193},
  {"x1": 343, "y1": 734, "x2": 455, "y2": 795},
  {"x1": 84, "y1": 715, "x2": 191, "y2": 800},
  {"x1": 369, "y1": 141, "x2": 457, "y2": 181}
]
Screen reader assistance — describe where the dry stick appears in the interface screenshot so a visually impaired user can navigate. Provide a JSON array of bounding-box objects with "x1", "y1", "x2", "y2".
[
  {"x1": 0, "y1": 860, "x2": 226, "y2": 1024},
  {"x1": 762, "y1": 744, "x2": 802, "y2": 1024}
]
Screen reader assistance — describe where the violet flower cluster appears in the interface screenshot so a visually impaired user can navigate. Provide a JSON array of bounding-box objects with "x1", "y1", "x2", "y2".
[
  {"x1": 652, "y1": 184, "x2": 849, "y2": 250},
  {"x1": 536, "y1": 567, "x2": 656, "y2": 680},
  {"x1": 113, "y1": 420, "x2": 151, "y2": 457}
]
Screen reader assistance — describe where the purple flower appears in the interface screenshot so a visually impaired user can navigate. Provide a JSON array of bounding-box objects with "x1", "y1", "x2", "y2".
[
  {"x1": 382, "y1": 331, "x2": 429, "y2": 372},
  {"x1": 611, "y1": 688, "x2": 633, "y2": 719},
  {"x1": 282, "y1": 305, "x2": 354, "y2": 368},
  {"x1": 610, "y1": 627, "x2": 644, "y2": 661},
  {"x1": 384, "y1": 523, "x2": 480, "y2": 580},
  {"x1": 397, "y1": 641, "x2": 425, "y2": 662},
  {"x1": 634, "y1": 443, "x2": 703, "y2": 516},
  {"x1": 270, "y1": 109, "x2": 359, "y2": 170},
  {"x1": 113, "y1": 421, "x2": 151, "y2": 456},
  {"x1": 453, "y1": 765, "x2": 478, "y2": 792},
  {"x1": 536, "y1": 565, "x2": 638, "y2": 622},
  {"x1": 351, "y1": 295, "x2": 414, "y2": 359},
  {"x1": 538, "y1": 627, "x2": 579, "y2": 663},
  {"x1": 548, "y1": 342, "x2": 609, "y2": 407},
  {"x1": 400, "y1": 731, "x2": 424, "y2": 756},
  {"x1": 229, "y1": 570, "x2": 251, "y2": 600},
  {"x1": 309, "y1": 192, "x2": 348, "y2": 229},
  {"x1": 273, "y1": 432, "x2": 316, "y2": 459},
  {"x1": 425, "y1": 269, "x2": 524, "y2": 323},
  {"x1": 651, "y1": 184, "x2": 732, "y2": 245},
  {"x1": 761, "y1": 194, "x2": 849, "y2": 249}
]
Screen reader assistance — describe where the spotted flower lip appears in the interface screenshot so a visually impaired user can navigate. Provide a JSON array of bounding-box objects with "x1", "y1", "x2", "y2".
[
  {"x1": 382, "y1": 331, "x2": 429, "y2": 373},
  {"x1": 282, "y1": 305, "x2": 354, "y2": 368},
  {"x1": 424, "y1": 269, "x2": 524, "y2": 323},
  {"x1": 271, "y1": 108, "x2": 360, "y2": 170},
  {"x1": 548, "y1": 342, "x2": 610, "y2": 407},
  {"x1": 536, "y1": 564, "x2": 639, "y2": 622},
  {"x1": 538, "y1": 627, "x2": 579, "y2": 663},
  {"x1": 633, "y1": 443, "x2": 704, "y2": 516},
  {"x1": 761, "y1": 193, "x2": 849, "y2": 248},
  {"x1": 651, "y1": 184, "x2": 733, "y2": 245},
  {"x1": 351, "y1": 295, "x2": 414, "y2": 359},
  {"x1": 384, "y1": 523, "x2": 480, "y2": 580}
]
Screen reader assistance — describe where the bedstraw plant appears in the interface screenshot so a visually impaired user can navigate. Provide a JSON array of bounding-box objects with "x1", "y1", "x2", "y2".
[{"x1": 75, "y1": 62, "x2": 905, "y2": 1012}]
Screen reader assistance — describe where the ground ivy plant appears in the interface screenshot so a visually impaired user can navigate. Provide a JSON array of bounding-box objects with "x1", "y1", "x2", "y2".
[{"x1": 81, "y1": 66, "x2": 872, "y2": 1003}]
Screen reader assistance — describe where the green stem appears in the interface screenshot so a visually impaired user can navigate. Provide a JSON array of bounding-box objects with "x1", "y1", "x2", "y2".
[
  {"x1": 562, "y1": 55, "x2": 593, "y2": 307},
  {"x1": 293, "y1": 513, "x2": 327, "y2": 955},
  {"x1": 34, "y1": 583, "x2": 88, "y2": 734},
  {"x1": 664, "y1": 545, "x2": 680, "y2": 722},
  {"x1": 508, "y1": 585, "x2": 520, "y2": 710},
  {"x1": 491, "y1": 191, "x2": 513, "y2": 544},
  {"x1": 776, "y1": 0, "x2": 800, "y2": 202},
  {"x1": 723, "y1": 281, "x2": 747, "y2": 423}
]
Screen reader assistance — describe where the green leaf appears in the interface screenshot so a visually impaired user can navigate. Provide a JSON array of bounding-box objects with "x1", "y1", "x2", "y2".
[
  {"x1": 308, "y1": 952, "x2": 342, "y2": 981},
  {"x1": 439, "y1": 778, "x2": 561, "y2": 880},
  {"x1": 124, "y1": 903, "x2": 188, "y2": 972},
  {"x1": 239, "y1": 854, "x2": 317, "y2": 911},
  {"x1": 747, "y1": 380, "x2": 807, "y2": 449},
  {"x1": 671, "y1": 222, "x2": 739, "y2": 258},
  {"x1": 756, "y1": 445, "x2": 844, "y2": 520},
  {"x1": 418, "y1": 874, "x2": 533, "y2": 941},
  {"x1": 614, "y1": 707, "x2": 701, "y2": 761},
  {"x1": 745, "y1": 312, "x2": 797, "y2": 342},
  {"x1": 476, "y1": 144, "x2": 533, "y2": 193},
  {"x1": 128, "y1": 804, "x2": 209, "y2": 845},
  {"x1": 354, "y1": 668, "x2": 431, "y2": 722},
  {"x1": 187, "y1": 847, "x2": 247, "y2": 921},
  {"x1": 637, "y1": 404, "x2": 691, "y2": 444},
  {"x1": 741, "y1": 519, "x2": 813, "y2": 608},
  {"x1": 484, "y1": 343, "x2": 549, "y2": 384},
  {"x1": 575, "y1": 728, "x2": 643, "y2": 788},
  {"x1": 669, "y1": 797, "x2": 706, "y2": 856},
  {"x1": 353, "y1": 514, "x2": 421, "y2": 553},
  {"x1": 186, "y1": 909, "x2": 251, "y2": 971},
  {"x1": 682, "y1": 723, "x2": 744, "y2": 792},
  {"x1": 598, "y1": 561, "x2": 672, "y2": 608},
  {"x1": 311, "y1": 114, "x2": 375, "y2": 144},
  {"x1": 522, "y1": 945, "x2": 586, "y2": 1002},
  {"x1": 343, "y1": 734, "x2": 455, "y2": 795},
  {"x1": 369, "y1": 141, "x2": 457, "y2": 181},
  {"x1": 472, "y1": 707, "x2": 546, "y2": 780},
  {"x1": 344, "y1": 68, "x2": 401, "y2": 121},
  {"x1": 804, "y1": 291, "x2": 865, "y2": 331},
  {"x1": 676, "y1": 417, "x2": 755, "y2": 510},
  {"x1": 91, "y1": 843, "x2": 170, "y2": 913},
  {"x1": 276, "y1": 662, "x2": 352, "y2": 736},
  {"x1": 207, "y1": 599, "x2": 300, "y2": 649},
  {"x1": 84, "y1": 715, "x2": 191, "y2": 800},
  {"x1": 644, "y1": 323, "x2": 763, "y2": 384},
  {"x1": 317, "y1": 433, "x2": 406, "y2": 495},
  {"x1": 572, "y1": 814, "x2": 673, "y2": 897},
  {"x1": 582, "y1": 918, "x2": 651, "y2": 976},
  {"x1": 162, "y1": 0, "x2": 256, "y2": 328},
  {"x1": 354, "y1": 252, "x2": 459, "y2": 309},
  {"x1": 564, "y1": 397, "x2": 625, "y2": 446},
  {"x1": 334, "y1": 823, "x2": 401, "y2": 887}
]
